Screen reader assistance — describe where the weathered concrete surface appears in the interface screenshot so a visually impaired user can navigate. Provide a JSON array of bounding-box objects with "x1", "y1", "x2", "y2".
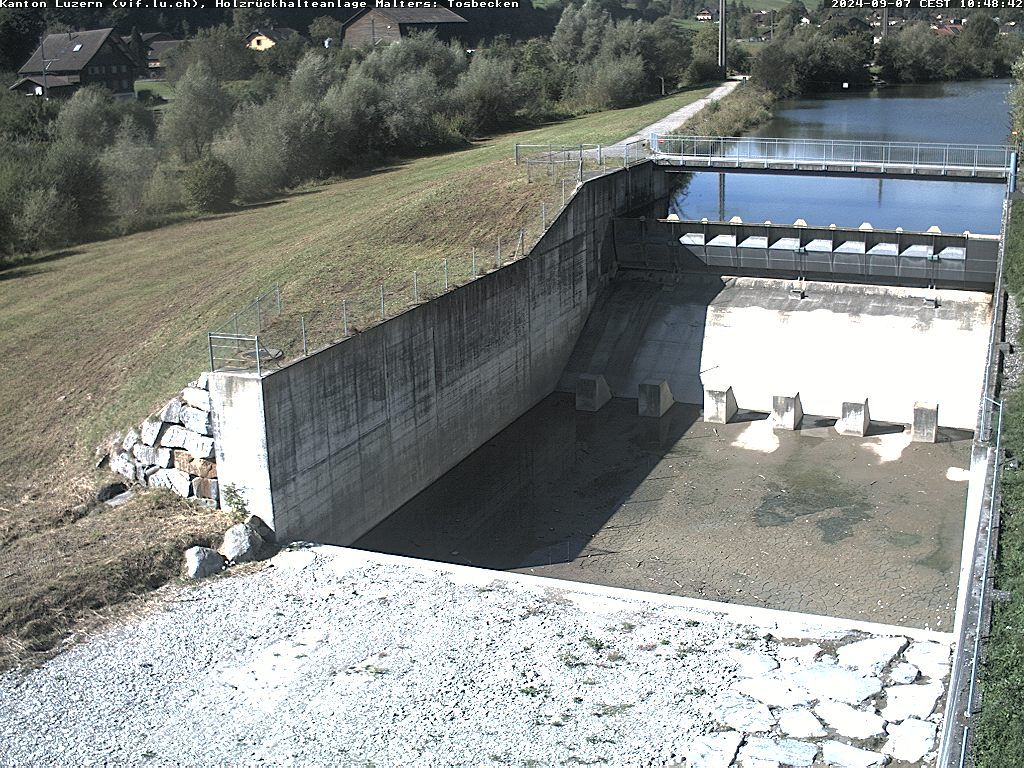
[
  {"x1": 912, "y1": 402, "x2": 940, "y2": 443},
  {"x1": 210, "y1": 165, "x2": 672, "y2": 544},
  {"x1": 638, "y1": 379, "x2": 673, "y2": 417},
  {"x1": 771, "y1": 393, "x2": 804, "y2": 431},
  {"x1": 576, "y1": 374, "x2": 612, "y2": 412},
  {"x1": 357, "y1": 395, "x2": 970, "y2": 629},
  {"x1": 837, "y1": 400, "x2": 872, "y2": 437},
  {"x1": 704, "y1": 385, "x2": 738, "y2": 424},
  {"x1": 560, "y1": 275, "x2": 990, "y2": 430}
]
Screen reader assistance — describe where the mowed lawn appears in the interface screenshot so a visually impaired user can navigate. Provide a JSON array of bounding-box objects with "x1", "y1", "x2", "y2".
[{"x1": 0, "y1": 85, "x2": 715, "y2": 666}]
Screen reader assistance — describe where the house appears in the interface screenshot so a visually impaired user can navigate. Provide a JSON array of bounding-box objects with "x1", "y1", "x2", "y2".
[
  {"x1": 341, "y1": 7, "x2": 468, "y2": 48},
  {"x1": 244, "y1": 27, "x2": 303, "y2": 51},
  {"x1": 9, "y1": 28, "x2": 140, "y2": 98},
  {"x1": 145, "y1": 39, "x2": 184, "y2": 76},
  {"x1": 695, "y1": 8, "x2": 714, "y2": 22},
  {"x1": 123, "y1": 32, "x2": 184, "y2": 77}
]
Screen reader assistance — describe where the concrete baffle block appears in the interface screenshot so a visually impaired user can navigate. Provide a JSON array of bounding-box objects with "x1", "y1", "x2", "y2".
[
  {"x1": 912, "y1": 402, "x2": 939, "y2": 443},
  {"x1": 704, "y1": 386, "x2": 738, "y2": 424},
  {"x1": 837, "y1": 399, "x2": 871, "y2": 437},
  {"x1": 638, "y1": 380, "x2": 674, "y2": 418},
  {"x1": 576, "y1": 374, "x2": 611, "y2": 412},
  {"x1": 771, "y1": 393, "x2": 804, "y2": 431}
]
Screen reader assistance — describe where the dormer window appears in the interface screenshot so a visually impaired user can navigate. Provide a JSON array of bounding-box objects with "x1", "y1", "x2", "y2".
[{"x1": 72, "y1": 44, "x2": 82, "y2": 52}]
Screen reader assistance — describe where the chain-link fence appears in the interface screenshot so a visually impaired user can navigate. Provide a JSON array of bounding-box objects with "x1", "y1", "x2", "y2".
[{"x1": 207, "y1": 140, "x2": 648, "y2": 374}]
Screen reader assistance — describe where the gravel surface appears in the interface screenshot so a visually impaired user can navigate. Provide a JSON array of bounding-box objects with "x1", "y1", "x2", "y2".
[{"x1": 0, "y1": 546, "x2": 952, "y2": 767}]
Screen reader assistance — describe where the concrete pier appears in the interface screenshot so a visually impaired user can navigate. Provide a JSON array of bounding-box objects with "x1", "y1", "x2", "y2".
[
  {"x1": 912, "y1": 402, "x2": 939, "y2": 443},
  {"x1": 837, "y1": 399, "x2": 871, "y2": 437},
  {"x1": 771, "y1": 393, "x2": 803, "y2": 431},
  {"x1": 703, "y1": 386, "x2": 737, "y2": 424},
  {"x1": 576, "y1": 374, "x2": 611, "y2": 412},
  {"x1": 638, "y1": 380, "x2": 673, "y2": 417}
]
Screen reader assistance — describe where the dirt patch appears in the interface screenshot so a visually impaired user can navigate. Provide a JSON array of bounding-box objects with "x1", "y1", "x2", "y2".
[{"x1": 0, "y1": 487, "x2": 232, "y2": 671}]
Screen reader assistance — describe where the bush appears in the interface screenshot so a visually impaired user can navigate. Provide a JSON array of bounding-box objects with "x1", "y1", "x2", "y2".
[
  {"x1": 575, "y1": 53, "x2": 646, "y2": 110},
  {"x1": 14, "y1": 185, "x2": 78, "y2": 252},
  {"x1": 183, "y1": 156, "x2": 236, "y2": 212}
]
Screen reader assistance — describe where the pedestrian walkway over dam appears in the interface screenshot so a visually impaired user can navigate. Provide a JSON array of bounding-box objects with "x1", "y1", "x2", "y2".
[{"x1": 650, "y1": 135, "x2": 1016, "y2": 182}]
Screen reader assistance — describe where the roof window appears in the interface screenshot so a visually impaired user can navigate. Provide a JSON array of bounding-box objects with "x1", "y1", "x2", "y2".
[{"x1": 73, "y1": 44, "x2": 83, "y2": 51}]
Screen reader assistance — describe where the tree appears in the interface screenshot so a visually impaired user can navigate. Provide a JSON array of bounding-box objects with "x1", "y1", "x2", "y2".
[
  {"x1": 163, "y1": 25, "x2": 256, "y2": 83},
  {"x1": 309, "y1": 15, "x2": 341, "y2": 48},
  {"x1": 550, "y1": 1, "x2": 611, "y2": 66},
  {"x1": 183, "y1": 156, "x2": 236, "y2": 212},
  {"x1": 455, "y1": 54, "x2": 522, "y2": 134},
  {"x1": 100, "y1": 118, "x2": 158, "y2": 234},
  {"x1": 158, "y1": 61, "x2": 233, "y2": 163}
]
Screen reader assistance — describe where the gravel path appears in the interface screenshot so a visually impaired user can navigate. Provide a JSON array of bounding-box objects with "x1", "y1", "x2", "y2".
[
  {"x1": 0, "y1": 546, "x2": 952, "y2": 767},
  {"x1": 614, "y1": 80, "x2": 742, "y2": 147}
]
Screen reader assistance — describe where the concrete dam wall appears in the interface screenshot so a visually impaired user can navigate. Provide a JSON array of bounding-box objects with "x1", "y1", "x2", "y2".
[
  {"x1": 558, "y1": 275, "x2": 991, "y2": 430},
  {"x1": 208, "y1": 163, "x2": 671, "y2": 544}
]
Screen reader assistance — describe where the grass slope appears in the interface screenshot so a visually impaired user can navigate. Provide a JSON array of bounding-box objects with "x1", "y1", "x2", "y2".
[{"x1": 0, "y1": 85, "x2": 715, "y2": 667}]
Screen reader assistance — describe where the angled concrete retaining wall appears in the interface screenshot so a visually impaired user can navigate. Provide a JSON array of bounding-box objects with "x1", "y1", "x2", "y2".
[{"x1": 209, "y1": 162, "x2": 671, "y2": 544}]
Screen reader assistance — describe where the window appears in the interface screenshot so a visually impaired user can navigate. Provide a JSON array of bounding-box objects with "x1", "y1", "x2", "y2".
[
  {"x1": 255, "y1": 39, "x2": 262, "y2": 47},
  {"x1": 72, "y1": 44, "x2": 82, "y2": 52}
]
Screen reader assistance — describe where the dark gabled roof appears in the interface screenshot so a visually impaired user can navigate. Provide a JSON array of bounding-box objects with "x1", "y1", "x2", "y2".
[
  {"x1": 246, "y1": 27, "x2": 303, "y2": 43},
  {"x1": 149, "y1": 40, "x2": 184, "y2": 57},
  {"x1": 19, "y1": 28, "x2": 127, "y2": 75},
  {"x1": 9, "y1": 74, "x2": 80, "y2": 91},
  {"x1": 343, "y1": 7, "x2": 467, "y2": 28}
]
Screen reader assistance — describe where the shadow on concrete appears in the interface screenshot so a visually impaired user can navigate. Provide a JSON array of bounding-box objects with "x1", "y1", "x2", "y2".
[{"x1": 353, "y1": 395, "x2": 702, "y2": 571}]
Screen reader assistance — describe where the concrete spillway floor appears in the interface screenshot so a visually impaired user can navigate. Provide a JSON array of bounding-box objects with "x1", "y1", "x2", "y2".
[{"x1": 354, "y1": 393, "x2": 970, "y2": 630}]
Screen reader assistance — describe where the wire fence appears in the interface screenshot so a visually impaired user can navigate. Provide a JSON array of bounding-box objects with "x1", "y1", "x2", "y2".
[{"x1": 206, "y1": 140, "x2": 647, "y2": 374}]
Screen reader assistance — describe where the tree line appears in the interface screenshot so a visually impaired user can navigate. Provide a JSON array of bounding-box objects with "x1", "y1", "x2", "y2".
[
  {"x1": 752, "y1": 11, "x2": 1023, "y2": 96},
  {"x1": 0, "y1": 1, "x2": 719, "y2": 260}
]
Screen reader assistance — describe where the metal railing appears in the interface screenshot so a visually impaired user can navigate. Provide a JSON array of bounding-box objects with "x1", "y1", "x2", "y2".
[
  {"x1": 650, "y1": 135, "x2": 1015, "y2": 177},
  {"x1": 515, "y1": 139, "x2": 650, "y2": 182}
]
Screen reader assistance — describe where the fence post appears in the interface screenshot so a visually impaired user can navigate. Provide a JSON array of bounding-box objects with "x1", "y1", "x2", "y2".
[
  {"x1": 413, "y1": 270, "x2": 419, "y2": 302},
  {"x1": 472, "y1": 248, "x2": 476, "y2": 277},
  {"x1": 208, "y1": 333, "x2": 215, "y2": 372},
  {"x1": 598, "y1": 145, "x2": 603, "y2": 167},
  {"x1": 275, "y1": 284, "x2": 282, "y2": 314},
  {"x1": 256, "y1": 294, "x2": 262, "y2": 331},
  {"x1": 380, "y1": 284, "x2": 385, "y2": 321},
  {"x1": 301, "y1": 316, "x2": 308, "y2": 356},
  {"x1": 515, "y1": 143, "x2": 520, "y2": 165},
  {"x1": 541, "y1": 202, "x2": 547, "y2": 230},
  {"x1": 495, "y1": 238, "x2": 501, "y2": 269},
  {"x1": 342, "y1": 299, "x2": 349, "y2": 337},
  {"x1": 443, "y1": 259, "x2": 449, "y2": 291},
  {"x1": 255, "y1": 335, "x2": 262, "y2": 377}
]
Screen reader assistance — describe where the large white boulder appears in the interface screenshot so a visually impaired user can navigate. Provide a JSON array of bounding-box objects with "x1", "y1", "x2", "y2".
[
  {"x1": 836, "y1": 636, "x2": 908, "y2": 674},
  {"x1": 220, "y1": 523, "x2": 264, "y2": 564},
  {"x1": 686, "y1": 731, "x2": 743, "y2": 768},
  {"x1": 882, "y1": 682, "x2": 943, "y2": 722},
  {"x1": 821, "y1": 740, "x2": 887, "y2": 768},
  {"x1": 883, "y1": 718, "x2": 937, "y2": 763},
  {"x1": 815, "y1": 700, "x2": 885, "y2": 739}
]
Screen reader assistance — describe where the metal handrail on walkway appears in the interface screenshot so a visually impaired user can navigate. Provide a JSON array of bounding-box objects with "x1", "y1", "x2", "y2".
[{"x1": 650, "y1": 134, "x2": 1015, "y2": 177}]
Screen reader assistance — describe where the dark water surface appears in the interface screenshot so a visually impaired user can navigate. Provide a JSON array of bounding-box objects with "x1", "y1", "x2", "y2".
[{"x1": 669, "y1": 80, "x2": 1011, "y2": 233}]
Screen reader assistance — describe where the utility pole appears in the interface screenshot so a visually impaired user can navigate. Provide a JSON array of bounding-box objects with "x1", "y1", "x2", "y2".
[{"x1": 718, "y1": 0, "x2": 727, "y2": 74}]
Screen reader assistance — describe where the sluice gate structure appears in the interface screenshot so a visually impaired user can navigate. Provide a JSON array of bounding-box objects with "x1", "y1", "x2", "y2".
[{"x1": 206, "y1": 141, "x2": 1014, "y2": 767}]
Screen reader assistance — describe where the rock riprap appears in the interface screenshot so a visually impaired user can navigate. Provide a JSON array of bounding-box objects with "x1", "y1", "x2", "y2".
[{"x1": 107, "y1": 373, "x2": 220, "y2": 506}]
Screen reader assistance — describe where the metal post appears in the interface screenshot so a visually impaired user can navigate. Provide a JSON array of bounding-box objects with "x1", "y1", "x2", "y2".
[
  {"x1": 255, "y1": 335, "x2": 262, "y2": 377},
  {"x1": 562, "y1": 179, "x2": 568, "y2": 206},
  {"x1": 515, "y1": 144, "x2": 520, "y2": 165},
  {"x1": 413, "y1": 271, "x2": 419, "y2": 302},
  {"x1": 380, "y1": 285, "x2": 385, "y2": 321},
  {"x1": 276, "y1": 284, "x2": 282, "y2": 313},
  {"x1": 541, "y1": 202, "x2": 547, "y2": 230},
  {"x1": 443, "y1": 259, "x2": 449, "y2": 291},
  {"x1": 342, "y1": 299, "x2": 349, "y2": 337},
  {"x1": 472, "y1": 248, "x2": 476, "y2": 277},
  {"x1": 497, "y1": 237, "x2": 502, "y2": 268},
  {"x1": 255, "y1": 294, "x2": 261, "y2": 330},
  {"x1": 208, "y1": 333, "x2": 215, "y2": 372},
  {"x1": 301, "y1": 316, "x2": 308, "y2": 356},
  {"x1": 598, "y1": 145, "x2": 603, "y2": 167}
]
